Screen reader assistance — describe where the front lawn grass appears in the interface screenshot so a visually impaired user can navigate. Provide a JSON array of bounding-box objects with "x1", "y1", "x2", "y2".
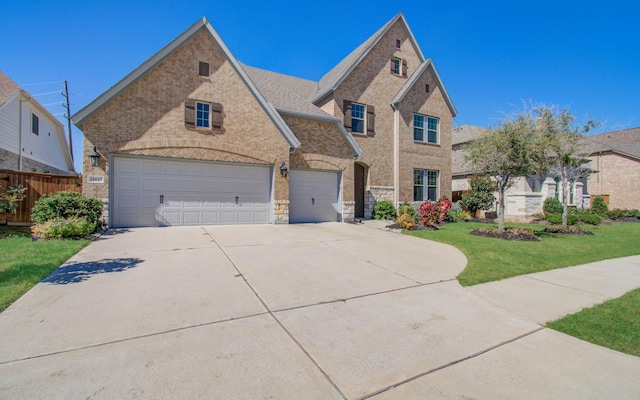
[
  {"x1": 0, "y1": 236, "x2": 89, "y2": 312},
  {"x1": 547, "y1": 288, "x2": 640, "y2": 357},
  {"x1": 407, "y1": 222, "x2": 640, "y2": 286}
]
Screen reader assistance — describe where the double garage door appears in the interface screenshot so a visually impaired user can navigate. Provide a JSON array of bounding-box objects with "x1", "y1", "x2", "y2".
[
  {"x1": 112, "y1": 157, "x2": 341, "y2": 227},
  {"x1": 112, "y1": 157, "x2": 271, "y2": 227}
]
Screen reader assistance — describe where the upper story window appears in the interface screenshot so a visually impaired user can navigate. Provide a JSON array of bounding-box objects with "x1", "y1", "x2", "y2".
[
  {"x1": 351, "y1": 103, "x2": 365, "y2": 133},
  {"x1": 31, "y1": 113, "x2": 39, "y2": 135},
  {"x1": 343, "y1": 100, "x2": 375, "y2": 136},
  {"x1": 198, "y1": 61, "x2": 210, "y2": 77},
  {"x1": 390, "y1": 57, "x2": 407, "y2": 77},
  {"x1": 413, "y1": 114, "x2": 439, "y2": 144},
  {"x1": 185, "y1": 98, "x2": 224, "y2": 130},
  {"x1": 196, "y1": 102, "x2": 210, "y2": 128},
  {"x1": 414, "y1": 169, "x2": 439, "y2": 202},
  {"x1": 396, "y1": 39, "x2": 401, "y2": 49}
]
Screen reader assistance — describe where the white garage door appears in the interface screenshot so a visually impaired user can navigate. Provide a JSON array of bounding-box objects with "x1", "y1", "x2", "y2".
[
  {"x1": 112, "y1": 157, "x2": 271, "y2": 227},
  {"x1": 289, "y1": 169, "x2": 340, "y2": 223}
]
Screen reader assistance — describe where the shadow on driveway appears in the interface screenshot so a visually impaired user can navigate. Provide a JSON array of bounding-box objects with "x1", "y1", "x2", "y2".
[{"x1": 42, "y1": 258, "x2": 143, "y2": 285}]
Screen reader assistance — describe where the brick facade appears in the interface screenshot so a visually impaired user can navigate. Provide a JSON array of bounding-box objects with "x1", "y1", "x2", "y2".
[{"x1": 587, "y1": 152, "x2": 640, "y2": 210}]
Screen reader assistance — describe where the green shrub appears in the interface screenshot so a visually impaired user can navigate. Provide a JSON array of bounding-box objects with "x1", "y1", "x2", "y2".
[
  {"x1": 446, "y1": 210, "x2": 471, "y2": 222},
  {"x1": 450, "y1": 201, "x2": 463, "y2": 213},
  {"x1": 591, "y1": 196, "x2": 608, "y2": 214},
  {"x1": 546, "y1": 213, "x2": 578, "y2": 225},
  {"x1": 607, "y1": 209, "x2": 640, "y2": 219},
  {"x1": 32, "y1": 191, "x2": 103, "y2": 229},
  {"x1": 460, "y1": 175, "x2": 495, "y2": 217},
  {"x1": 372, "y1": 200, "x2": 397, "y2": 220},
  {"x1": 543, "y1": 197, "x2": 563, "y2": 215},
  {"x1": 31, "y1": 217, "x2": 96, "y2": 239},
  {"x1": 578, "y1": 213, "x2": 601, "y2": 225}
]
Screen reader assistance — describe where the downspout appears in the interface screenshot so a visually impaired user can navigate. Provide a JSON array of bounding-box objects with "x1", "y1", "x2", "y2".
[
  {"x1": 17, "y1": 93, "x2": 29, "y2": 170},
  {"x1": 392, "y1": 104, "x2": 399, "y2": 206}
]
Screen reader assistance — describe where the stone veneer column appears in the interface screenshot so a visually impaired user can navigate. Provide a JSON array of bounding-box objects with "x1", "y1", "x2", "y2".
[{"x1": 273, "y1": 200, "x2": 289, "y2": 224}]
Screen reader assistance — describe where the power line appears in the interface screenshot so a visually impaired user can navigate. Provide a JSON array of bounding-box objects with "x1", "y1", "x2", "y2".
[
  {"x1": 32, "y1": 90, "x2": 62, "y2": 96},
  {"x1": 19, "y1": 80, "x2": 64, "y2": 86}
]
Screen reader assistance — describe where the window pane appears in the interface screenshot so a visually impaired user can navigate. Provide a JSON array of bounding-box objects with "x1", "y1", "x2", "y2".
[
  {"x1": 427, "y1": 130, "x2": 437, "y2": 143},
  {"x1": 196, "y1": 102, "x2": 210, "y2": 127},
  {"x1": 414, "y1": 169, "x2": 424, "y2": 185},
  {"x1": 352, "y1": 103, "x2": 365, "y2": 133},
  {"x1": 414, "y1": 128, "x2": 424, "y2": 141},
  {"x1": 427, "y1": 117, "x2": 438, "y2": 130},
  {"x1": 427, "y1": 170, "x2": 438, "y2": 186},
  {"x1": 427, "y1": 187, "x2": 437, "y2": 201},
  {"x1": 414, "y1": 186, "x2": 423, "y2": 202}
]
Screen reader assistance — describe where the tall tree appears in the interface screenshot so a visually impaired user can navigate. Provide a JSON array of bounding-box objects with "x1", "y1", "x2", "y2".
[
  {"x1": 465, "y1": 111, "x2": 546, "y2": 231},
  {"x1": 534, "y1": 106, "x2": 598, "y2": 227}
]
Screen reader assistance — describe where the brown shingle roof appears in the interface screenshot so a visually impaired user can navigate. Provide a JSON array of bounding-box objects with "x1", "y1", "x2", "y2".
[
  {"x1": 0, "y1": 70, "x2": 21, "y2": 107},
  {"x1": 452, "y1": 125, "x2": 488, "y2": 146},
  {"x1": 583, "y1": 127, "x2": 640, "y2": 160}
]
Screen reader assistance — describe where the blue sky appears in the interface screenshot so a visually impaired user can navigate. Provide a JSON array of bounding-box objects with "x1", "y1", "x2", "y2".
[{"x1": 1, "y1": 0, "x2": 638, "y2": 172}]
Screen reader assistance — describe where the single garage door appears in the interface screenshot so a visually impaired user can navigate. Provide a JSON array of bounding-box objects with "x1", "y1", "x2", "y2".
[
  {"x1": 289, "y1": 169, "x2": 340, "y2": 223},
  {"x1": 112, "y1": 157, "x2": 271, "y2": 227}
]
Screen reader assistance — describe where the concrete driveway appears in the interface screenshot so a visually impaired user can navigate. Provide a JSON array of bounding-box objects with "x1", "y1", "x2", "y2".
[{"x1": 0, "y1": 222, "x2": 639, "y2": 399}]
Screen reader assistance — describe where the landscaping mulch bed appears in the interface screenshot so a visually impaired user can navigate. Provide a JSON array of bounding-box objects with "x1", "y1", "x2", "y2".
[
  {"x1": 470, "y1": 227, "x2": 540, "y2": 241},
  {"x1": 386, "y1": 222, "x2": 440, "y2": 231},
  {"x1": 543, "y1": 226, "x2": 594, "y2": 235},
  {"x1": 610, "y1": 217, "x2": 640, "y2": 223}
]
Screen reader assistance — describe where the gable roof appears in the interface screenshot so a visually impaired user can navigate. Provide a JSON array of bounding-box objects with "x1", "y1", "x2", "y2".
[
  {"x1": 310, "y1": 12, "x2": 425, "y2": 103},
  {"x1": 72, "y1": 17, "x2": 301, "y2": 150},
  {"x1": 244, "y1": 65, "x2": 362, "y2": 158},
  {"x1": 583, "y1": 127, "x2": 640, "y2": 161},
  {"x1": 390, "y1": 59, "x2": 457, "y2": 116},
  {"x1": 0, "y1": 70, "x2": 21, "y2": 108}
]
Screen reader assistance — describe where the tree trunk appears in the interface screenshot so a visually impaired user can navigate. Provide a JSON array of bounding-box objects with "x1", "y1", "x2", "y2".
[
  {"x1": 562, "y1": 174, "x2": 569, "y2": 228},
  {"x1": 497, "y1": 184, "x2": 506, "y2": 232}
]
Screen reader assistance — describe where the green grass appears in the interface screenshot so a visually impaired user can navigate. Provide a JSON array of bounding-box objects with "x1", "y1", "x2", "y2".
[
  {"x1": 407, "y1": 222, "x2": 640, "y2": 286},
  {"x1": 547, "y1": 288, "x2": 640, "y2": 357},
  {"x1": 0, "y1": 236, "x2": 89, "y2": 312}
]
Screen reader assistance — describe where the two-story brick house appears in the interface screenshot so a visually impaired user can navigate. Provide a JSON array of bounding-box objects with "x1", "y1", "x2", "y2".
[{"x1": 73, "y1": 13, "x2": 456, "y2": 227}]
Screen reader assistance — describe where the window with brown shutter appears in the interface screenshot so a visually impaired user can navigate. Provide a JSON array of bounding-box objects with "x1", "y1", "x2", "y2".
[
  {"x1": 343, "y1": 100, "x2": 352, "y2": 130},
  {"x1": 184, "y1": 98, "x2": 196, "y2": 128},
  {"x1": 211, "y1": 102, "x2": 223, "y2": 129},
  {"x1": 366, "y1": 105, "x2": 375, "y2": 136}
]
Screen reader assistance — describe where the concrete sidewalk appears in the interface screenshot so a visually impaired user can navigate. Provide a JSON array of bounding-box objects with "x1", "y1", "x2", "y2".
[{"x1": 467, "y1": 255, "x2": 640, "y2": 324}]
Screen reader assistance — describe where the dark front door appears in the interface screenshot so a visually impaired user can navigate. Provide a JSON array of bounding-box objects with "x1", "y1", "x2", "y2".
[{"x1": 354, "y1": 163, "x2": 365, "y2": 218}]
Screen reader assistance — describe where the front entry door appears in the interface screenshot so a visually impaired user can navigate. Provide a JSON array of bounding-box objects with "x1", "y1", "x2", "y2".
[{"x1": 354, "y1": 163, "x2": 365, "y2": 218}]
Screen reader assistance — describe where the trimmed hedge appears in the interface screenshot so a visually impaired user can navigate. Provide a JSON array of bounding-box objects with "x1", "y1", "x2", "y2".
[{"x1": 32, "y1": 191, "x2": 102, "y2": 229}]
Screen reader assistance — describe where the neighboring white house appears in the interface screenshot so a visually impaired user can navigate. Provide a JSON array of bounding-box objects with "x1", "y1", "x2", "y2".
[
  {"x1": 0, "y1": 71, "x2": 75, "y2": 174},
  {"x1": 452, "y1": 125, "x2": 585, "y2": 220}
]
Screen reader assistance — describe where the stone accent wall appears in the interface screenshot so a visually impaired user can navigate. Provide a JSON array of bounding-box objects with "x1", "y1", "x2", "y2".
[
  {"x1": 0, "y1": 148, "x2": 19, "y2": 170},
  {"x1": 273, "y1": 200, "x2": 289, "y2": 224},
  {"x1": 505, "y1": 193, "x2": 544, "y2": 222},
  {"x1": 342, "y1": 201, "x2": 355, "y2": 222},
  {"x1": 81, "y1": 28, "x2": 291, "y2": 222},
  {"x1": 22, "y1": 156, "x2": 71, "y2": 175},
  {"x1": 367, "y1": 186, "x2": 395, "y2": 218}
]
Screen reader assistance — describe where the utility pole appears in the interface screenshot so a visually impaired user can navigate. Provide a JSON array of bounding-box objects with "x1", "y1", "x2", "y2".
[{"x1": 62, "y1": 80, "x2": 73, "y2": 162}]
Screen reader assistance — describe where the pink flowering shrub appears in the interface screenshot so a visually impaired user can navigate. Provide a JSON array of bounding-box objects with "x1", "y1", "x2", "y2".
[{"x1": 418, "y1": 196, "x2": 452, "y2": 226}]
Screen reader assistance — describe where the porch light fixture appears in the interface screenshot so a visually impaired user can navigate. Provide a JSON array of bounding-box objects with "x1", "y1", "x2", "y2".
[
  {"x1": 280, "y1": 162, "x2": 288, "y2": 178},
  {"x1": 88, "y1": 146, "x2": 101, "y2": 167}
]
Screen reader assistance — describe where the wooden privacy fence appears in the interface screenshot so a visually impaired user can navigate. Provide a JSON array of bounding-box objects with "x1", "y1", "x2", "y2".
[{"x1": 0, "y1": 169, "x2": 82, "y2": 225}]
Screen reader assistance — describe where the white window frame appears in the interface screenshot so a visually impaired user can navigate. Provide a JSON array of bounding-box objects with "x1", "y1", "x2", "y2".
[
  {"x1": 195, "y1": 101, "x2": 210, "y2": 129},
  {"x1": 351, "y1": 102, "x2": 365, "y2": 134},
  {"x1": 392, "y1": 57, "x2": 401, "y2": 75},
  {"x1": 414, "y1": 169, "x2": 439, "y2": 202},
  {"x1": 413, "y1": 114, "x2": 439, "y2": 144}
]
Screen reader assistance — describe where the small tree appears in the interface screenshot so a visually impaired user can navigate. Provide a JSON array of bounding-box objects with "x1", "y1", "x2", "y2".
[
  {"x1": 465, "y1": 111, "x2": 546, "y2": 231},
  {"x1": 460, "y1": 175, "x2": 495, "y2": 217},
  {"x1": 534, "y1": 106, "x2": 598, "y2": 227},
  {"x1": 0, "y1": 184, "x2": 27, "y2": 215}
]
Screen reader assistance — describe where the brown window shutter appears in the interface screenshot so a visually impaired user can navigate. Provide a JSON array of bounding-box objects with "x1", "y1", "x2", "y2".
[
  {"x1": 402, "y1": 59, "x2": 408, "y2": 77},
  {"x1": 366, "y1": 105, "x2": 375, "y2": 136},
  {"x1": 343, "y1": 100, "x2": 352, "y2": 130},
  {"x1": 390, "y1": 58, "x2": 395, "y2": 74},
  {"x1": 211, "y1": 102, "x2": 223, "y2": 129},
  {"x1": 184, "y1": 98, "x2": 195, "y2": 127}
]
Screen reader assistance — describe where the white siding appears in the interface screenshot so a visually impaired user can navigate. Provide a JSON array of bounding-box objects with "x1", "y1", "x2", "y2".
[
  {"x1": 20, "y1": 102, "x2": 71, "y2": 172},
  {"x1": 0, "y1": 97, "x2": 20, "y2": 154}
]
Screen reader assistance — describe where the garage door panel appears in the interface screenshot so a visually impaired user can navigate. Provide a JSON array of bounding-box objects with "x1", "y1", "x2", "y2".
[
  {"x1": 113, "y1": 157, "x2": 271, "y2": 227},
  {"x1": 289, "y1": 170, "x2": 340, "y2": 223}
]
